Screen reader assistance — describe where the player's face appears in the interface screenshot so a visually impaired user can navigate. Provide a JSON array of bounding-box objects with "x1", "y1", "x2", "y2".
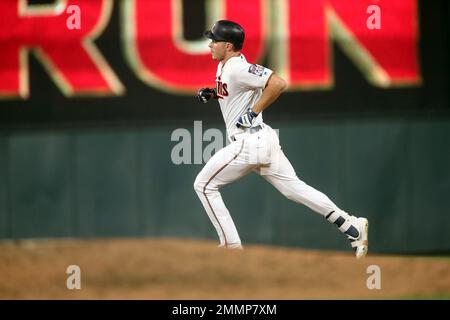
[{"x1": 208, "y1": 40, "x2": 227, "y2": 61}]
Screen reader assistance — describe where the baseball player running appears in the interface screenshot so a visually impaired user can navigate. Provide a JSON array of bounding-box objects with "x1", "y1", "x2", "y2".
[{"x1": 194, "y1": 20, "x2": 368, "y2": 258}]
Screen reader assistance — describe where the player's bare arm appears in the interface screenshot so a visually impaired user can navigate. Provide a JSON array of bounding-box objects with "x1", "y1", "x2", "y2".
[
  {"x1": 236, "y1": 74, "x2": 287, "y2": 128},
  {"x1": 251, "y1": 74, "x2": 287, "y2": 114}
]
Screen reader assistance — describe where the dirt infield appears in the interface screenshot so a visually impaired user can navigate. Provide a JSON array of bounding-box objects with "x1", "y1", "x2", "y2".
[{"x1": 0, "y1": 238, "x2": 449, "y2": 299}]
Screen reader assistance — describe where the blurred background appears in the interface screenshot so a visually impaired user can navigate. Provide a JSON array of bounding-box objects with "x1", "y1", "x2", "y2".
[{"x1": 0, "y1": 0, "x2": 449, "y2": 256}]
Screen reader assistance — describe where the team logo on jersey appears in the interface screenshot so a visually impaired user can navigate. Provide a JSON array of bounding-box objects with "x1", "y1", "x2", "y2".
[
  {"x1": 248, "y1": 64, "x2": 265, "y2": 77},
  {"x1": 216, "y1": 81, "x2": 228, "y2": 98}
]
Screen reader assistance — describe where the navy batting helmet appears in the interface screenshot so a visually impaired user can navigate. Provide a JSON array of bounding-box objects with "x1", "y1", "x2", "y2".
[{"x1": 204, "y1": 20, "x2": 245, "y2": 50}]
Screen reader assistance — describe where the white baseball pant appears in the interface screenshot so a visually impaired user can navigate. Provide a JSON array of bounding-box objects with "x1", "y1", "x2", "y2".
[{"x1": 193, "y1": 124, "x2": 344, "y2": 248}]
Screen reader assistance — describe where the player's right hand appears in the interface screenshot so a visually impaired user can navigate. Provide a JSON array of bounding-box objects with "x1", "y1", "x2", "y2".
[
  {"x1": 197, "y1": 88, "x2": 217, "y2": 104},
  {"x1": 236, "y1": 108, "x2": 258, "y2": 128}
]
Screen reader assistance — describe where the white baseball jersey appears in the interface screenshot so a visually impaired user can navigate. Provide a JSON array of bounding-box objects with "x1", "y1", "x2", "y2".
[
  {"x1": 194, "y1": 54, "x2": 364, "y2": 252},
  {"x1": 214, "y1": 54, "x2": 273, "y2": 140}
]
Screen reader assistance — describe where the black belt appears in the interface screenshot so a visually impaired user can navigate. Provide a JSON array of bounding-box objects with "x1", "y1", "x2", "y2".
[{"x1": 231, "y1": 125, "x2": 263, "y2": 141}]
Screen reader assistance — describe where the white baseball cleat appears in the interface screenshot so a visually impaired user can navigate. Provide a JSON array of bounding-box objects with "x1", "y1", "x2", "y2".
[{"x1": 350, "y1": 217, "x2": 369, "y2": 259}]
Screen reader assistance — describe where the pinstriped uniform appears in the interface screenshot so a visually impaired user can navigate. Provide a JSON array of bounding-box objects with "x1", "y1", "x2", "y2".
[{"x1": 194, "y1": 55, "x2": 367, "y2": 253}]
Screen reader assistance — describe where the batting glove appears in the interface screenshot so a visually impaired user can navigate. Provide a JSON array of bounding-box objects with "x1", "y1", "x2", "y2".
[
  {"x1": 236, "y1": 109, "x2": 259, "y2": 128},
  {"x1": 197, "y1": 88, "x2": 217, "y2": 104}
]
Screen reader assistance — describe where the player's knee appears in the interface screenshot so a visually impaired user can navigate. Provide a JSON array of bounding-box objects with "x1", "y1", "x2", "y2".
[
  {"x1": 193, "y1": 178, "x2": 204, "y2": 193},
  {"x1": 194, "y1": 178, "x2": 219, "y2": 195},
  {"x1": 193, "y1": 175, "x2": 210, "y2": 193}
]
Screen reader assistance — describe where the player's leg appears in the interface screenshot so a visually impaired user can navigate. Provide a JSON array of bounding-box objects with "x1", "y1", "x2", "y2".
[
  {"x1": 194, "y1": 139, "x2": 255, "y2": 249},
  {"x1": 257, "y1": 149, "x2": 368, "y2": 258}
]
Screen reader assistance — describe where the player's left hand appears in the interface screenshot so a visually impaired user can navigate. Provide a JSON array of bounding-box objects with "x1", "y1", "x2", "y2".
[{"x1": 236, "y1": 109, "x2": 259, "y2": 128}]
